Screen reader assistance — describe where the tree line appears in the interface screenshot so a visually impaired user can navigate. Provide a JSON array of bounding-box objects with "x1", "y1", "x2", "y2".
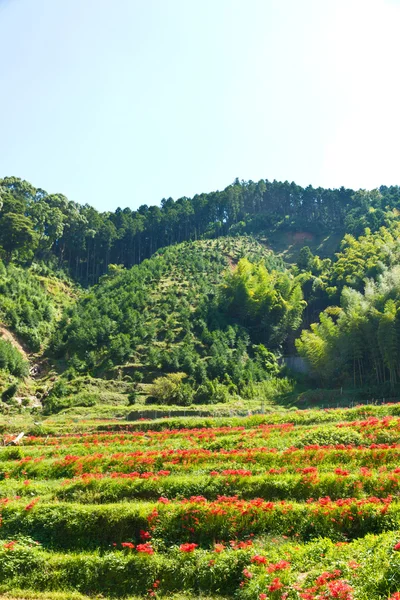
[{"x1": 3, "y1": 175, "x2": 400, "y2": 284}]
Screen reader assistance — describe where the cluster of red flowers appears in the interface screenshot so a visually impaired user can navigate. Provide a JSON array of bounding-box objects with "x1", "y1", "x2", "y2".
[
  {"x1": 5, "y1": 402, "x2": 400, "y2": 600},
  {"x1": 3, "y1": 541, "x2": 16, "y2": 551},
  {"x1": 179, "y1": 543, "x2": 198, "y2": 552},
  {"x1": 25, "y1": 498, "x2": 39, "y2": 511},
  {"x1": 293, "y1": 569, "x2": 354, "y2": 600},
  {"x1": 116, "y1": 541, "x2": 154, "y2": 554}
]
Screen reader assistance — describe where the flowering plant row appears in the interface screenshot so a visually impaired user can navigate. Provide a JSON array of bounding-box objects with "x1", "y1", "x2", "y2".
[
  {"x1": 0, "y1": 494, "x2": 399, "y2": 550},
  {"x1": 4, "y1": 401, "x2": 400, "y2": 599},
  {"x1": 5, "y1": 442, "x2": 400, "y2": 483},
  {"x1": 1, "y1": 529, "x2": 400, "y2": 599}
]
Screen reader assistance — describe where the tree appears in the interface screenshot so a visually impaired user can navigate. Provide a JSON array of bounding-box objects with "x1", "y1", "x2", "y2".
[{"x1": 0, "y1": 213, "x2": 38, "y2": 262}]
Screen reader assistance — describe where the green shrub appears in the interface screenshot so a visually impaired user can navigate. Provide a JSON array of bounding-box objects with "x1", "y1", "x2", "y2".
[
  {"x1": 297, "y1": 425, "x2": 363, "y2": 447},
  {"x1": 2, "y1": 382, "x2": 18, "y2": 403},
  {"x1": 149, "y1": 373, "x2": 194, "y2": 406},
  {"x1": 0, "y1": 338, "x2": 28, "y2": 377}
]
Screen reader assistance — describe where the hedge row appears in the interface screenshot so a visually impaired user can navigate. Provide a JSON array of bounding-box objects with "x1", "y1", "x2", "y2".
[
  {"x1": 3, "y1": 444, "x2": 400, "y2": 480},
  {"x1": 1, "y1": 531, "x2": 400, "y2": 599},
  {"x1": 54, "y1": 471, "x2": 400, "y2": 503},
  {"x1": 1, "y1": 468, "x2": 399, "y2": 504},
  {"x1": 0, "y1": 496, "x2": 398, "y2": 550}
]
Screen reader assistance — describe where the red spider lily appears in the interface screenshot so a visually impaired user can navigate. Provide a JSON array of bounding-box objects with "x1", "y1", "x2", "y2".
[
  {"x1": 298, "y1": 467, "x2": 318, "y2": 475},
  {"x1": 140, "y1": 530, "x2": 151, "y2": 540},
  {"x1": 348, "y1": 560, "x2": 360, "y2": 569},
  {"x1": 229, "y1": 539, "x2": 253, "y2": 549},
  {"x1": 214, "y1": 543, "x2": 225, "y2": 552},
  {"x1": 334, "y1": 468, "x2": 350, "y2": 477},
  {"x1": 3, "y1": 541, "x2": 16, "y2": 550},
  {"x1": 25, "y1": 498, "x2": 39, "y2": 511},
  {"x1": 325, "y1": 579, "x2": 353, "y2": 599},
  {"x1": 242, "y1": 568, "x2": 253, "y2": 579},
  {"x1": 251, "y1": 554, "x2": 267, "y2": 564},
  {"x1": 179, "y1": 542, "x2": 198, "y2": 552},
  {"x1": 315, "y1": 570, "x2": 342, "y2": 586},
  {"x1": 136, "y1": 542, "x2": 154, "y2": 554},
  {"x1": 267, "y1": 560, "x2": 290, "y2": 573},
  {"x1": 268, "y1": 577, "x2": 283, "y2": 592},
  {"x1": 121, "y1": 542, "x2": 135, "y2": 549}
]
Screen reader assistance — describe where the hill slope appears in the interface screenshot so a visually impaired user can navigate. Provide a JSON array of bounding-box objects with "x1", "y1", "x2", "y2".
[{"x1": 49, "y1": 237, "x2": 294, "y2": 407}]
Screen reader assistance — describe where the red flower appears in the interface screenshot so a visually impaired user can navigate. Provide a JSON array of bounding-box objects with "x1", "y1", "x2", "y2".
[
  {"x1": 267, "y1": 560, "x2": 291, "y2": 573},
  {"x1": 4, "y1": 541, "x2": 16, "y2": 551},
  {"x1": 394, "y1": 541, "x2": 400, "y2": 551},
  {"x1": 243, "y1": 568, "x2": 253, "y2": 579},
  {"x1": 214, "y1": 543, "x2": 225, "y2": 553},
  {"x1": 136, "y1": 542, "x2": 154, "y2": 554},
  {"x1": 121, "y1": 542, "x2": 135, "y2": 549},
  {"x1": 268, "y1": 577, "x2": 283, "y2": 592},
  {"x1": 251, "y1": 554, "x2": 267, "y2": 564},
  {"x1": 326, "y1": 579, "x2": 353, "y2": 599},
  {"x1": 25, "y1": 498, "x2": 39, "y2": 511},
  {"x1": 179, "y1": 543, "x2": 198, "y2": 552}
]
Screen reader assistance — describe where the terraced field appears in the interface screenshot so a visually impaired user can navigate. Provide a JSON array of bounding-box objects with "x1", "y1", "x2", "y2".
[{"x1": 3, "y1": 405, "x2": 400, "y2": 599}]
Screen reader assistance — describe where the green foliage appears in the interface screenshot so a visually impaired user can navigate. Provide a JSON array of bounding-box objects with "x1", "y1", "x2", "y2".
[
  {"x1": 219, "y1": 258, "x2": 306, "y2": 348},
  {"x1": 149, "y1": 373, "x2": 194, "y2": 406},
  {"x1": 1, "y1": 382, "x2": 18, "y2": 403},
  {"x1": 5, "y1": 173, "x2": 400, "y2": 410},
  {"x1": 0, "y1": 259, "x2": 66, "y2": 351},
  {"x1": 52, "y1": 239, "x2": 283, "y2": 398},
  {"x1": 3, "y1": 174, "x2": 400, "y2": 288},
  {"x1": 194, "y1": 379, "x2": 233, "y2": 404},
  {"x1": 297, "y1": 265, "x2": 400, "y2": 388},
  {"x1": 0, "y1": 212, "x2": 38, "y2": 262},
  {"x1": 43, "y1": 392, "x2": 97, "y2": 415},
  {"x1": 0, "y1": 338, "x2": 27, "y2": 377}
]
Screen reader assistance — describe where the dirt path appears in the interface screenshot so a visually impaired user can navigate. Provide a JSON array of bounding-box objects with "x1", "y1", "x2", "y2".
[
  {"x1": 0, "y1": 325, "x2": 30, "y2": 360},
  {"x1": 223, "y1": 253, "x2": 237, "y2": 271},
  {"x1": 0, "y1": 324, "x2": 46, "y2": 381}
]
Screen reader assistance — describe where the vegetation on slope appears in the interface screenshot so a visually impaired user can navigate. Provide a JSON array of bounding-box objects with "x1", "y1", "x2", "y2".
[
  {"x1": 3, "y1": 174, "x2": 400, "y2": 417},
  {"x1": 0, "y1": 405, "x2": 400, "y2": 599},
  {"x1": 48, "y1": 238, "x2": 296, "y2": 409},
  {"x1": 3, "y1": 175, "x2": 400, "y2": 285}
]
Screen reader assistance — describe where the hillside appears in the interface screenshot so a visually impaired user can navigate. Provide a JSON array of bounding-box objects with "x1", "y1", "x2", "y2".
[
  {"x1": 0, "y1": 260, "x2": 76, "y2": 407},
  {"x1": 46, "y1": 236, "x2": 297, "y2": 413},
  {"x1": 2, "y1": 176, "x2": 400, "y2": 285},
  {"x1": 3, "y1": 176, "x2": 400, "y2": 599},
  {"x1": 2, "y1": 177, "x2": 400, "y2": 418}
]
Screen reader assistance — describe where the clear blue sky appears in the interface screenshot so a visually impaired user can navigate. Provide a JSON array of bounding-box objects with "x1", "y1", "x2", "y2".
[{"x1": 1, "y1": 0, "x2": 400, "y2": 212}]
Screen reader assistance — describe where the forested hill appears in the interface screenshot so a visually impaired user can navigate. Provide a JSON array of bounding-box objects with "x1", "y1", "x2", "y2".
[
  {"x1": 3, "y1": 175, "x2": 400, "y2": 416},
  {"x1": 2, "y1": 175, "x2": 400, "y2": 284}
]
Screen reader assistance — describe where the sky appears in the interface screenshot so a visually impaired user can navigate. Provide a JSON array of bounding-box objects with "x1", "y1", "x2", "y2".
[{"x1": 0, "y1": 0, "x2": 400, "y2": 212}]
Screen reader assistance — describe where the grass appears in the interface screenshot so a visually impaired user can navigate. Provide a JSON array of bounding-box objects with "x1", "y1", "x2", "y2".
[
  {"x1": 0, "y1": 593, "x2": 221, "y2": 600},
  {"x1": 2, "y1": 400, "x2": 400, "y2": 597}
]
